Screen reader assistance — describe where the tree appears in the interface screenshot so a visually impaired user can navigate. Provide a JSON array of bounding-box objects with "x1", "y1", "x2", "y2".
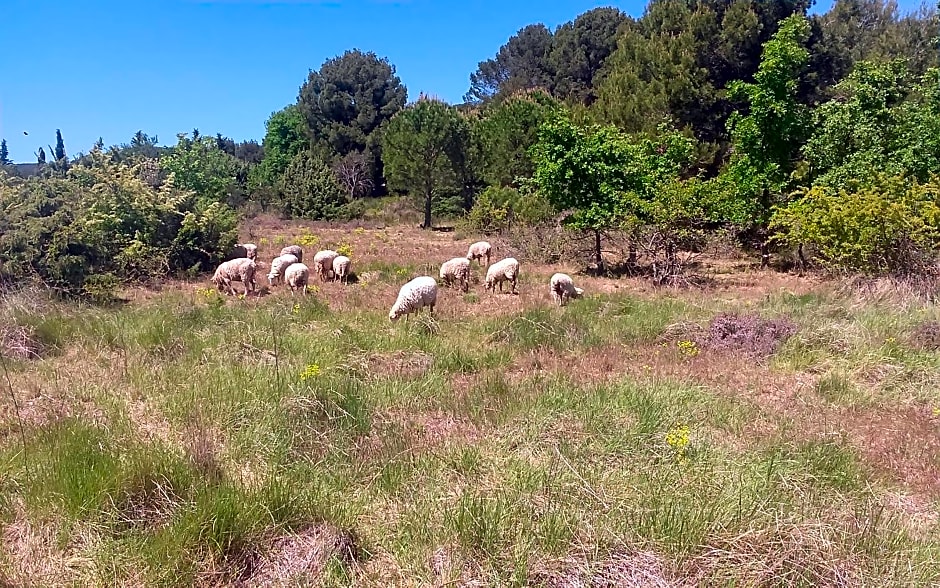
[
  {"x1": 298, "y1": 49, "x2": 408, "y2": 191},
  {"x1": 549, "y1": 7, "x2": 630, "y2": 104},
  {"x1": 465, "y1": 24, "x2": 555, "y2": 103},
  {"x1": 161, "y1": 134, "x2": 239, "y2": 207},
  {"x1": 383, "y1": 98, "x2": 470, "y2": 229},
  {"x1": 37, "y1": 147, "x2": 46, "y2": 166},
  {"x1": 332, "y1": 152, "x2": 373, "y2": 201},
  {"x1": 251, "y1": 104, "x2": 308, "y2": 189},
  {"x1": 530, "y1": 115, "x2": 695, "y2": 268},
  {"x1": 476, "y1": 89, "x2": 562, "y2": 187},
  {"x1": 722, "y1": 14, "x2": 812, "y2": 263},
  {"x1": 0, "y1": 140, "x2": 9, "y2": 165},
  {"x1": 54, "y1": 129, "x2": 67, "y2": 162},
  {"x1": 93, "y1": 137, "x2": 105, "y2": 152},
  {"x1": 279, "y1": 151, "x2": 346, "y2": 220}
]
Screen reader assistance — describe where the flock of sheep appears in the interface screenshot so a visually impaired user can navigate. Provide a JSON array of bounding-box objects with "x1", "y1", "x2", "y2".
[{"x1": 210, "y1": 239, "x2": 585, "y2": 321}]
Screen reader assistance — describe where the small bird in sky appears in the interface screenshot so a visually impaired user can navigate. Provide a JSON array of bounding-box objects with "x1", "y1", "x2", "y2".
[{"x1": 23, "y1": 131, "x2": 28, "y2": 135}]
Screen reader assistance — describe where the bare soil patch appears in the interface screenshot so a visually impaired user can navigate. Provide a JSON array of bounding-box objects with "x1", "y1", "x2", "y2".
[{"x1": 238, "y1": 523, "x2": 359, "y2": 588}]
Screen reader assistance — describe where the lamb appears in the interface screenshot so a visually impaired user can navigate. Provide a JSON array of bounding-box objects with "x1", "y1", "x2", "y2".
[
  {"x1": 439, "y1": 257, "x2": 471, "y2": 293},
  {"x1": 466, "y1": 241, "x2": 492, "y2": 267},
  {"x1": 484, "y1": 257, "x2": 520, "y2": 294},
  {"x1": 211, "y1": 258, "x2": 257, "y2": 296},
  {"x1": 389, "y1": 276, "x2": 438, "y2": 321},
  {"x1": 549, "y1": 273, "x2": 584, "y2": 306},
  {"x1": 332, "y1": 255, "x2": 351, "y2": 285},
  {"x1": 313, "y1": 249, "x2": 339, "y2": 282},
  {"x1": 279, "y1": 245, "x2": 303, "y2": 262},
  {"x1": 284, "y1": 263, "x2": 310, "y2": 296},
  {"x1": 232, "y1": 243, "x2": 258, "y2": 260},
  {"x1": 267, "y1": 253, "x2": 299, "y2": 287}
]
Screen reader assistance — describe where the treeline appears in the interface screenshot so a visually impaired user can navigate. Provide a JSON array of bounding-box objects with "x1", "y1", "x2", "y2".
[{"x1": 1, "y1": 0, "x2": 939, "y2": 297}]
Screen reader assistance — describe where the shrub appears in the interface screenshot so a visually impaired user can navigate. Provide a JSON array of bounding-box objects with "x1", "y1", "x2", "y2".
[
  {"x1": 770, "y1": 175, "x2": 940, "y2": 275},
  {"x1": 704, "y1": 313, "x2": 797, "y2": 358},
  {"x1": 278, "y1": 151, "x2": 347, "y2": 220}
]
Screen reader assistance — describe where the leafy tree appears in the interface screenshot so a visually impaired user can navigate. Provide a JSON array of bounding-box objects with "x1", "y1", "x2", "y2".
[
  {"x1": 383, "y1": 97, "x2": 470, "y2": 229},
  {"x1": 251, "y1": 104, "x2": 308, "y2": 189},
  {"x1": 476, "y1": 89, "x2": 562, "y2": 187},
  {"x1": 802, "y1": 61, "x2": 940, "y2": 188},
  {"x1": 0, "y1": 140, "x2": 9, "y2": 165},
  {"x1": 722, "y1": 14, "x2": 812, "y2": 262},
  {"x1": 298, "y1": 49, "x2": 408, "y2": 190},
  {"x1": 530, "y1": 115, "x2": 695, "y2": 268},
  {"x1": 54, "y1": 129, "x2": 67, "y2": 162},
  {"x1": 549, "y1": 7, "x2": 630, "y2": 104},
  {"x1": 465, "y1": 24, "x2": 555, "y2": 104},
  {"x1": 161, "y1": 134, "x2": 239, "y2": 207},
  {"x1": 279, "y1": 150, "x2": 346, "y2": 220}
]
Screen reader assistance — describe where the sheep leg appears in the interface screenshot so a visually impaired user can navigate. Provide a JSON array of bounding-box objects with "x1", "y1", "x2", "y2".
[{"x1": 511, "y1": 278, "x2": 517, "y2": 295}]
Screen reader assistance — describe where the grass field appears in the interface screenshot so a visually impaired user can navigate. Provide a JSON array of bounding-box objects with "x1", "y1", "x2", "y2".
[{"x1": 1, "y1": 219, "x2": 939, "y2": 587}]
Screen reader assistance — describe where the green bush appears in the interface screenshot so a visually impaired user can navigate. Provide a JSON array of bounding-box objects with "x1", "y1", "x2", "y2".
[
  {"x1": 770, "y1": 175, "x2": 940, "y2": 274},
  {"x1": 279, "y1": 150, "x2": 348, "y2": 220}
]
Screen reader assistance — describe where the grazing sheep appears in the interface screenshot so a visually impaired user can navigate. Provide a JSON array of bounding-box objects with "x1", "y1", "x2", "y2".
[
  {"x1": 211, "y1": 258, "x2": 257, "y2": 296},
  {"x1": 332, "y1": 255, "x2": 351, "y2": 285},
  {"x1": 267, "y1": 253, "x2": 299, "y2": 287},
  {"x1": 466, "y1": 241, "x2": 492, "y2": 267},
  {"x1": 313, "y1": 249, "x2": 339, "y2": 282},
  {"x1": 549, "y1": 273, "x2": 584, "y2": 306},
  {"x1": 484, "y1": 257, "x2": 520, "y2": 294},
  {"x1": 280, "y1": 245, "x2": 303, "y2": 262},
  {"x1": 284, "y1": 263, "x2": 310, "y2": 296},
  {"x1": 389, "y1": 276, "x2": 438, "y2": 321},
  {"x1": 439, "y1": 257, "x2": 471, "y2": 293},
  {"x1": 232, "y1": 243, "x2": 258, "y2": 260}
]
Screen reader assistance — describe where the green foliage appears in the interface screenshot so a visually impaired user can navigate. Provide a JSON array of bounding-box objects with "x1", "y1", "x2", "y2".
[
  {"x1": 465, "y1": 24, "x2": 555, "y2": 103},
  {"x1": 476, "y1": 89, "x2": 562, "y2": 187},
  {"x1": 298, "y1": 49, "x2": 408, "y2": 190},
  {"x1": 250, "y1": 104, "x2": 308, "y2": 190},
  {"x1": 160, "y1": 134, "x2": 240, "y2": 207},
  {"x1": 0, "y1": 139, "x2": 9, "y2": 165},
  {"x1": 0, "y1": 152, "x2": 237, "y2": 295},
  {"x1": 770, "y1": 175, "x2": 940, "y2": 274},
  {"x1": 466, "y1": 184, "x2": 556, "y2": 234},
  {"x1": 803, "y1": 62, "x2": 940, "y2": 189},
  {"x1": 383, "y1": 97, "x2": 471, "y2": 228},
  {"x1": 54, "y1": 129, "x2": 67, "y2": 162},
  {"x1": 723, "y1": 14, "x2": 812, "y2": 229},
  {"x1": 278, "y1": 150, "x2": 347, "y2": 220},
  {"x1": 549, "y1": 7, "x2": 630, "y2": 104}
]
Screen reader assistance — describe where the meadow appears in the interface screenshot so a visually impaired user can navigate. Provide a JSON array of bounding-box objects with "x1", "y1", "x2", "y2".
[{"x1": 1, "y1": 219, "x2": 939, "y2": 587}]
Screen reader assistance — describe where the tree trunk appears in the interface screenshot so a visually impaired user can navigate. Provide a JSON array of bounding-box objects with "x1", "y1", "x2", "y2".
[
  {"x1": 423, "y1": 191, "x2": 432, "y2": 230},
  {"x1": 594, "y1": 230, "x2": 603, "y2": 271},
  {"x1": 760, "y1": 239, "x2": 770, "y2": 269}
]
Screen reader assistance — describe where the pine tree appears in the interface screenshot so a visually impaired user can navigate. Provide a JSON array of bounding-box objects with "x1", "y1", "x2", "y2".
[
  {"x1": 54, "y1": 129, "x2": 67, "y2": 161},
  {"x1": 0, "y1": 139, "x2": 10, "y2": 165},
  {"x1": 94, "y1": 137, "x2": 105, "y2": 151},
  {"x1": 37, "y1": 147, "x2": 46, "y2": 165}
]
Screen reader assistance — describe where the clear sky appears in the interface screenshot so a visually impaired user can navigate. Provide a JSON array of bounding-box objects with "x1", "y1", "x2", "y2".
[{"x1": 0, "y1": 0, "x2": 925, "y2": 163}]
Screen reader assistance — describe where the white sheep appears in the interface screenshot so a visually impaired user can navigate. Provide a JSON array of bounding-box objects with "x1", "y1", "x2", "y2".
[
  {"x1": 439, "y1": 257, "x2": 471, "y2": 293},
  {"x1": 280, "y1": 245, "x2": 303, "y2": 262},
  {"x1": 484, "y1": 257, "x2": 520, "y2": 294},
  {"x1": 313, "y1": 249, "x2": 339, "y2": 282},
  {"x1": 389, "y1": 276, "x2": 438, "y2": 321},
  {"x1": 267, "y1": 253, "x2": 299, "y2": 287},
  {"x1": 332, "y1": 255, "x2": 351, "y2": 285},
  {"x1": 232, "y1": 243, "x2": 258, "y2": 260},
  {"x1": 211, "y1": 258, "x2": 257, "y2": 296},
  {"x1": 284, "y1": 263, "x2": 310, "y2": 296},
  {"x1": 549, "y1": 273, "x2": 584, "y2": 306},
  {"x1": 466, "y1": 241, "x2": 492, "y2": 267}
]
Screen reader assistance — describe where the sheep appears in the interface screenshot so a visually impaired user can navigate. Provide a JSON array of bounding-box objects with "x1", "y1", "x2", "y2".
[
  {"x1": 332, "y1": 255, "x2": 351, "y2": 285},
  {"x1": 466, "y1": 241, "x2": 492, "y2": 267},
  {"x1": 313, "y1": 249, "x2": 339, "y2": 282},
  {"x1": 439, "y1": 257, "x2": 471, "y2": 293},
  {"x1": 284, "y1": 263, "x2": 310, "y2": 296},
  {"x1": 389, "y1": 276, "x2": 438, "y2": 321},
  {"x1": 231, "y1": 243, "x2": 258, "y2": 260},
  {"x1": 267, "y1": 253, "x2": 299, "y2": 287},
  {"x1": 549, "y1": 273, "x2": 584, "y2": 306},
  {"x1": 484, "y1": 257, "x2": 520, "y2": 294},
  {"x1": 211, "y1": 258, "x2": 257, "y2": 296},
  {"x1": 280, "y1": 245, "x2": 303, "y2": 262}
]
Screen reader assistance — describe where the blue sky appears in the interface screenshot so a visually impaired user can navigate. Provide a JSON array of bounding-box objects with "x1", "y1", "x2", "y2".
[{"x1": 0, "y1": 0, "x2": 925, "y2": 162}]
